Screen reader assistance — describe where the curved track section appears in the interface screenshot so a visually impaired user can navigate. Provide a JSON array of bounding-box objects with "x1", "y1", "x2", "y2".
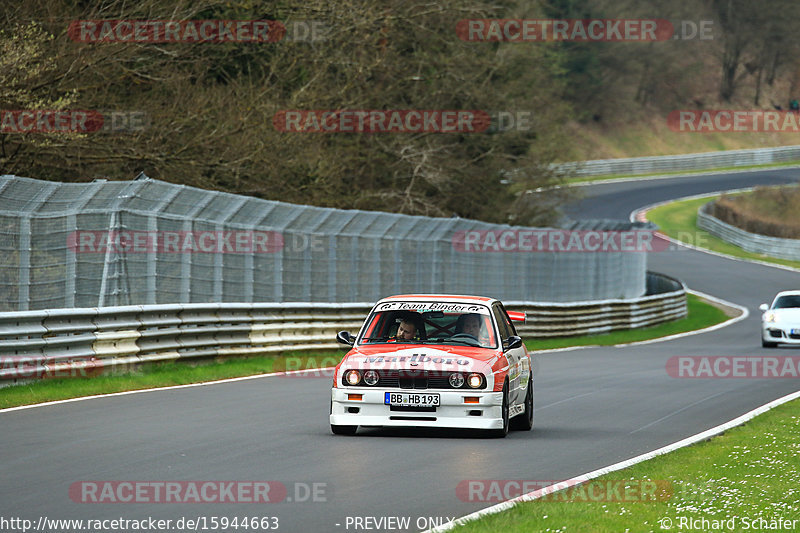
[{"x1": 2, "y1": 168, "x2": 800, "y2": 532}]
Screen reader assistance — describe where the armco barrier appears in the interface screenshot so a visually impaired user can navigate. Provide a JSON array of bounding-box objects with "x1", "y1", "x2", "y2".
[
  {"x1": 0, "y1": 273, "x2": 685, "y2": 383},
  {"x1": 697, "y1": 202, "x2": 800, "y2": 261},
  {"x1": 508, "y1": 272, "x2": 687, "y2": 338},
  {"x1": 554, "y1": 145, "x2": 800, "y2": 177}
]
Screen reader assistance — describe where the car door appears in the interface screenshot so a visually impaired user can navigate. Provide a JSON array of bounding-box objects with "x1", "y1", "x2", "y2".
[{"x1": 493, "y1": 303, "x2": 524, "y2": 404}]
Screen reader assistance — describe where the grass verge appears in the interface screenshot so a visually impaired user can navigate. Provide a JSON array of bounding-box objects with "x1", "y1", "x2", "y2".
[
  {"x1": 524, "y1": 294, "x2": 729, "y2": 351},
  {"x1": 453, "y1": 396, "x2": 800, "y2": 533},
  {"x1": 0, "y1": 353, "x2": 342, "y2": 410},
  {"x1": 646, "y1": 196, "x2": 800, "y2": 270},
  {"x1": 0, "y1": 295, "x2": 732, "y2": 410}
]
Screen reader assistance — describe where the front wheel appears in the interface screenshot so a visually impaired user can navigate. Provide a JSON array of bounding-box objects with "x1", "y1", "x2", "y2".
[
  {"x1": 511, "y1": 374, "x2": 533, "y2": 431},
  {"x1": 489, "y1": 381, "x2": 510, "y2": 438},
  {"x1": 762, "y1": 339, "x2": 778, "y2": 348}
]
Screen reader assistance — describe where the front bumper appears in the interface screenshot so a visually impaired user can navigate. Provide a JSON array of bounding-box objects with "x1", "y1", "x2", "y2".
[
  {"x1": 762, "y1": 323, "x2": 800, "y2": 344},
  {"x1": 330, "y1": 387, "x2": 504, "y2": 429}
]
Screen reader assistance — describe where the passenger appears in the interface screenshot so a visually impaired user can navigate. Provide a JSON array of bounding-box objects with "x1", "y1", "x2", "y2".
[
  {"x1": 459, "y1": 314, "x2": 482, "y2": 338},
  {"x1": 395, "y1": 319, "x2": 417, "y2": 340}
]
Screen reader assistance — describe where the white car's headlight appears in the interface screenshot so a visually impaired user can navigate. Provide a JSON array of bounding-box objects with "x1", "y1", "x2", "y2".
[{"x1": 764, "y1": 311, "x2": 777, "y2": 323}]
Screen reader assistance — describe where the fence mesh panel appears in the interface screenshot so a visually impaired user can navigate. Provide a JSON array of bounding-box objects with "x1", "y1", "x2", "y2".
[{"x1": 0, "y1": 175, "x2": 652, "y2": 310}]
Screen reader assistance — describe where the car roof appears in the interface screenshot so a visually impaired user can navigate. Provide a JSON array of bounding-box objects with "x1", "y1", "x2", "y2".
[{"x1": 377, "y1": 294, "x2": 497, "y2": 306}]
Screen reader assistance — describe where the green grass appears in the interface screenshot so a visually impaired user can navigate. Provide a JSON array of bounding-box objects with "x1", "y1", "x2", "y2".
[
  {"x1": 0, "y1": 353, "x2": 342, "y2": 409},
  {"x1": 647, "y1": 196, "x2": 800, "y2": 270},
  {"x1": 525, "y1": 294, "x2": 729, "y2": 351},
  {"x1": 564, "y1": 159, "x2": 800, "y2": 185},
  {"x1": 454, "y1": 397, "x2": 800, "y2": 532}
]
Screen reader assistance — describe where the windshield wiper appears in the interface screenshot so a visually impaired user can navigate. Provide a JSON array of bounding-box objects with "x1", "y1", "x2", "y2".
[{"x1": 442, "y1": 338, "x2": 479, "y2": 346}]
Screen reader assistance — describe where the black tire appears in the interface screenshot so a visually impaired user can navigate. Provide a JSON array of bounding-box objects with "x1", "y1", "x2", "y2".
[
  {"x1": 489, "y1": 381, "x2": 510, "y2": 438},
  {"x1": 762, "y1": 339, "x2": 778, "y2": 348},
  {"x1": 511, "y1": 374, "x2": 533, "y2": 431},
  {"x1": 331, "y1": 424, "x2": 358, "y2": 435}
]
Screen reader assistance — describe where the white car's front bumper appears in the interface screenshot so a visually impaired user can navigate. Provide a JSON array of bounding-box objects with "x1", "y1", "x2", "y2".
[
  {"x1": 762, "y1": 322, "x2": 800, "y2": 344},
  {"x1": 330, "y1": 387, "x2": 504, "y2": 429}
]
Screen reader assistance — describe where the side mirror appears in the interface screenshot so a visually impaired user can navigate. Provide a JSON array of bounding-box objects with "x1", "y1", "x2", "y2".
[
  {"x1": 504, "y1": 336, "x2": 523, "y2": 351},
  {"x1": 759, "y1": 303, "x2": 769, "y2": 312},
  {"x1": 336, "y1": 331, "x2": 355, "y2": 346}
]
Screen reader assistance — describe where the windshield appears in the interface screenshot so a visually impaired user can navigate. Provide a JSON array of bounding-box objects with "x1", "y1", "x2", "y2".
[
  {"x1": 359, "y1": 301, "x2": 498, "y2": 349},
  {"x1": 773, "y1": 295, "x2": 800, "y2": 309}
]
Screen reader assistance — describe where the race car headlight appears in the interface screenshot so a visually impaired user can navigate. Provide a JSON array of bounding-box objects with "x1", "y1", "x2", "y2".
[
  {"x1": 449, "y1": 372, "x2": 465, "y2": 388},
  {"x1": 363, "y1": 370, "x2": 379, "y2": 386},
  {"x1": 467, "y1": 373, "x2": 483, "y2": 389},
  {"x1": 344, "y1": 369, "x2": 361, "y2": 386},
  {"x1": 764, "y1": 311, "x2": 777, "y2": 323}
]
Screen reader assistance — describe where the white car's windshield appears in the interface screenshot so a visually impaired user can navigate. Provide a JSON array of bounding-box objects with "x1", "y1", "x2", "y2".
[
  {"x1": 773, "y1": 295, "x2": 800, "y2": 309},
  {"x1": 359, "y1": 302, "x2": 498, "y2": 348}
]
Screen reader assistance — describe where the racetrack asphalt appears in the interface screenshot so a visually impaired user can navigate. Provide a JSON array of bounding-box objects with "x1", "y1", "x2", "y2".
[{"x1": 1, "y1": 168, "x2": 799, "y2": 533}]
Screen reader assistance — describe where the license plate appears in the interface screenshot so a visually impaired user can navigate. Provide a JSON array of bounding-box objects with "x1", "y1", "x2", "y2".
[
  {"x1": 792, "y1": 329, "x2": 800, "y2": 335},
  {"x1": 385, "y1": 392, "x2": 440, "y2": 407}
]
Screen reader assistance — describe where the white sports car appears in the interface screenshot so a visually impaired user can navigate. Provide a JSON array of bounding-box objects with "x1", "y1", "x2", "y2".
[{"x1": 760, "y1": 290, "x2": 800, "y2": 348}]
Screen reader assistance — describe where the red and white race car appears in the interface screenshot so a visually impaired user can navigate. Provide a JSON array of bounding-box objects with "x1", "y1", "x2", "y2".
[{"x1": 330, "y1": 294, "x2": 533, "y2": 437}]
